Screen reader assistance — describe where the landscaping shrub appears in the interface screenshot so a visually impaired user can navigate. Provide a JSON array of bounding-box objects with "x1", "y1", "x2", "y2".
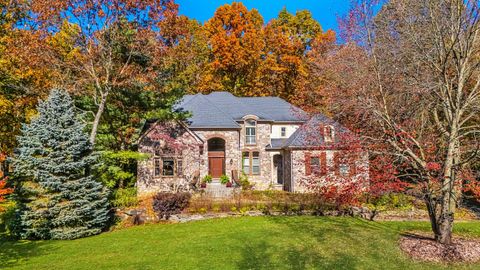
[
  {"x1": 187, "y1": 190, "x2": 336, "y2": 215},
  {"x1": 365, "y1": 193, "x2": 417, "y2": 211},
  {"x1": 220, "y1": 174, "x2": 229, "y2": 184},
  {"x1": 153, "y1": 192, "x2": 192, "y2": 220},
  {"x1": 203, "y1": 175, "x2": 212, "y2": 183},
  {"x1": 239, "y1": 173, "x2": 253, "y2": 190},
  {"x1": 113, "y1": 188, "x2": 139, "y2": 208}
]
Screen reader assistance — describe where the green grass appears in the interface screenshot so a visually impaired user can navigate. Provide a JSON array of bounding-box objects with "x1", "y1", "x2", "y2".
[{"x1": 1, "y1": 216, "x2": 480, "y2": 270}]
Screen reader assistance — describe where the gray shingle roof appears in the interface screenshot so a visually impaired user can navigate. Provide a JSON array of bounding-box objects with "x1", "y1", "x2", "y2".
[
  {"x1": 175, "y1": 92, "x2": 308, "y2": 128},
  {"x1": 283, "y1": 114, "x2": 350, "y2": 148},
  {"x1": 266, "y1": 138, "x2": 288, "y2": 149}
]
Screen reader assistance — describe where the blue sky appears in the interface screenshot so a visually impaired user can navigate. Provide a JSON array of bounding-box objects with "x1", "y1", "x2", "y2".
[{"x1": 175, "y1": 0, "x2": 351, "y2": 33}]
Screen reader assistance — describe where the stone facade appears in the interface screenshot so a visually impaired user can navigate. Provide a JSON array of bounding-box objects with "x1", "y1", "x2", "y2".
[
  {"x1": 137, "y1": 122, "x2": 202, "y2": 196},
  {"x1": 288, "y1": 149, "x2": 369, "y2": 192},
  {"x1": 137, "y1": 120, "x2": 369, "y2": 195},
  {"x1": 238, "y1": 121, "x2": 273, "y2": 189},
  {"x1": 193, "y1": 130, "x2": 240, "y2": 179}
]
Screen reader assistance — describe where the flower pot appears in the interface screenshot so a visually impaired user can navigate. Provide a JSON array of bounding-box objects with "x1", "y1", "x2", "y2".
[
  {"x1": 200, "y1": 182, "x2": 207, "y2": 188},
  {"x1": 226, "y1": 182, "x2": 232, "y2": 188}
]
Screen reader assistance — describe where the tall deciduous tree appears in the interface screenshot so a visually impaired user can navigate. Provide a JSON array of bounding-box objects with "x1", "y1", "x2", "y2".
[
  {"x1": 28, "y1": 0, "x2": 177, "y2": 145},
  {"x1": 263, "y1": 8, "x2": 324, "y2": 101},
  {"x1": 12, "y1": 89, "x2": 109, "y2": 240},
  {"x1": 202, "y1": 2, "x2": 265, "y2": 96},
  {"x1": 335, "y1": 0, "x2": 480, "y2": 244}
]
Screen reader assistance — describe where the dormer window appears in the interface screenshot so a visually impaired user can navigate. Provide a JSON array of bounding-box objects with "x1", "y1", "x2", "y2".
[
  {"x1": 245, "y1": 119, "x2": 256, "y2": 145},
  {"x1": 281, "y1": 127, "x2": 286, "y2": 137},
  {"x1": 324, "y1": 125, "x2": 334, "y2": 142}
]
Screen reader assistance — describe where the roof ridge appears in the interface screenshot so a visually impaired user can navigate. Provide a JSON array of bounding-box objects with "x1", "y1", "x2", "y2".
[{"x1": 236, "y1": 95, "x2": 276, "y2": 120}]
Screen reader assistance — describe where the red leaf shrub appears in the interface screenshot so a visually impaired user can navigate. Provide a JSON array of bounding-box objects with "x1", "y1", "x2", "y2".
[
  {"x1": 0, "y1": 176, "x2": 13, "y2": 202},
  {"x1": 152, "y1": 192, "x2": 191, "y2": 220}
]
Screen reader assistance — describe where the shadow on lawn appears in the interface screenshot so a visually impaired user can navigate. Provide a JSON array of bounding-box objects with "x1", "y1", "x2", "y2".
[
  {"x1": 235, "y1": 217, "x2": 361, "y2": 270},
  {"x1": 0, "y1": 233, "x2": 55, "y2": 269}
]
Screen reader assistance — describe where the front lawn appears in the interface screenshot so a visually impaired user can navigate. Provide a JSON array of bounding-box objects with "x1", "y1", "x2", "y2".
[{"x1": 1, "y1": 216, "x2": 480, "y2": 270}]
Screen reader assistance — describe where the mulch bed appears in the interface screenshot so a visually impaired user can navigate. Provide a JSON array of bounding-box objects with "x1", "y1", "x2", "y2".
[{"x1": 400, "y1": 232, "x2": 480, "y2": 263}]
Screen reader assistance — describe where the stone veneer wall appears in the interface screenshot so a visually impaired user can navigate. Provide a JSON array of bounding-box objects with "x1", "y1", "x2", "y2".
[
  {"x1": 289, "y1": 150, "x2": 369, "y2": 192},
  {"x1": 191, "y1": 130, "x2": 240, "y2": 180},
  {"x1": 137, "y1": 123, "x2": 201, "y2": 196},
  {"x1": 290, "y1": 150, "x2": 336, "y2": 192},
  {"x1": 239, "y1": 122, "x2": 274, "y2": 190}
]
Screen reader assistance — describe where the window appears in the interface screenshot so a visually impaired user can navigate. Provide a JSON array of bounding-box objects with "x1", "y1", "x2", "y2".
[
  {"x1": 242, "y1": 152, "x2": 250, "y2": 174},
  {"x1": 311, "y1": 157, "x2": 320, "y2": 175},
  {"x1": 245, "y1": 120, "x2": 256, "y2": 145},
  {"x1": 252, "y1": 152, "x2": 260, "y2": 174},
  {"x1": 324, "y1": 126, "x2": 334, "y2": 142},
  {"x1": 243, "y1": 151, "x2": 260, "y2": 175},
  {"x1": 281, "y1": 127, "x2": 286, "y2": 137},
  {"x1": 162, "y1": 157, "x2": 175, "y2": 176},
  {"x1": 339, "y1": 164, "x2": 349, "y2": 176},
  {"x1": 153, "y1": 149, "x2": 182, "y2": 177}
]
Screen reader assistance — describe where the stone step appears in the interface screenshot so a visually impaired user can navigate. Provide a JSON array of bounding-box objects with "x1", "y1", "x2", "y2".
[{"x1": 203, "y1": 184, "x2": 236, "y2": 198}]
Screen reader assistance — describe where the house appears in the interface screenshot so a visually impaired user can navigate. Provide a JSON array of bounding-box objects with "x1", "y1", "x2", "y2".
[{"x1": 137, "y1": 92, "x2": 368, "y2": 195}]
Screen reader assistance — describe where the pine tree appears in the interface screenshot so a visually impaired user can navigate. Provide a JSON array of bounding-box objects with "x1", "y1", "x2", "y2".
[{"x1": 12, "y1": 89, "x2": 109, "y2": 240}]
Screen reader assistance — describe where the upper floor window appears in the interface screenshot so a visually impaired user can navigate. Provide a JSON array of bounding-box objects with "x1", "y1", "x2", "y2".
[
  {"x1": 281, "y1": 127, "x2": 286, "y2": 137},
  {"x1": 245, "y1": 120, "x2": 256, "y2": 145},
  {"x1": 324, "y1": 125, "x2": 334, "y2": 142}
]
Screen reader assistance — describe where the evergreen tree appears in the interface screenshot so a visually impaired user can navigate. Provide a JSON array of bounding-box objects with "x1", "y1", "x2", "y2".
[{"x1": 12, "y1": 89, "x2": 109, "y2": 240}]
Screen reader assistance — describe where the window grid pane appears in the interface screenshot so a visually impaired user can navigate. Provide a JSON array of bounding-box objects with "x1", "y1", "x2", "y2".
[
  {"x1": 243, "y1": 152, "x2": 250, "y2": 174},
  {"x1": 162, "y1": 158, "x2": 175, "y2": 176},
  {"x1": 252, "y1": 152, "x2": 260, "y2": 174},
  {"x1": 311, "y1": 157, "x2": 320, "y2": 174}
]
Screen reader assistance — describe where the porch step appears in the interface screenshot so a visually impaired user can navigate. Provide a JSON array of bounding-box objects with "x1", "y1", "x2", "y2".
[{"x1": 203, "y1": 183, "x2": 236, "y2": 198}]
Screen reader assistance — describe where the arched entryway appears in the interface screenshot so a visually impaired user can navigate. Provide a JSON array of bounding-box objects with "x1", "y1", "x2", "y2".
[{"x1": 207, "y1": 138, "x2": 225, "y2": 178}]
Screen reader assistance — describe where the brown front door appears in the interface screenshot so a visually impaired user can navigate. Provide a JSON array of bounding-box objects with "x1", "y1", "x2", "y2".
[{"x1": 209, "y1": 157, "x2": 224, "y2": 178}]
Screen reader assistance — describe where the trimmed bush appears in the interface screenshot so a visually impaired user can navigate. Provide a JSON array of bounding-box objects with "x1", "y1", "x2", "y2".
[{"x1": 152, "y1": 192, "x2": 191, "y2": 220}]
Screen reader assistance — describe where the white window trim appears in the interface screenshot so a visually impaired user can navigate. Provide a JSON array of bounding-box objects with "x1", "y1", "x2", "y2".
[
  {"x1": 245, "y1": 119, "x2": 257, "y2": 145},
  {"x1": 324, "y1": 125, "x2": 335, "y2": 143}
]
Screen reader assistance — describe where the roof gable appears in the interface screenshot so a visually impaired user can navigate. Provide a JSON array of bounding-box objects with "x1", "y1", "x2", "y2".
[{"x1": 283, "y1": 114, "x2": 351, "y2": 148}]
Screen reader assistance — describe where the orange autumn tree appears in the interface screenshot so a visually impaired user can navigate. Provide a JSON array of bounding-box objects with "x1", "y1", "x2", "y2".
[
  {"x1": 202, "y1": 2, "x2": 265, "y2": 96},
  {"x1": 263, "y1": 8, "x2": 325, "y2": 102},
  {"x1": 0, "y1": 0, "x2": 53, "y2": 172},
  {"x1": 0, "y1": 175, "x2": 12, "y2": 206},
  {"x1": 156, "y1": 9, "x2": 210, "y2": 94}
]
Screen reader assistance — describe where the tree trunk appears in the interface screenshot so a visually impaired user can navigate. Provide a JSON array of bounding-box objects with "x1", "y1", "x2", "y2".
[
  {"x1": 435, "y1": 126, "x2": 459, "y2": 245},
  {"x1": 436, "y1": 213, "x2": 454, "y2": 244},
  {"x1": 89, "y1": 91, "x2": 108, "y2": 145}
]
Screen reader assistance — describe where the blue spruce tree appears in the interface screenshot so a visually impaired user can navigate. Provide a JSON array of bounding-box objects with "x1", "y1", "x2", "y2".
[{"x1": 12, "y1": 89, "x2": 109, "y2": 240}]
